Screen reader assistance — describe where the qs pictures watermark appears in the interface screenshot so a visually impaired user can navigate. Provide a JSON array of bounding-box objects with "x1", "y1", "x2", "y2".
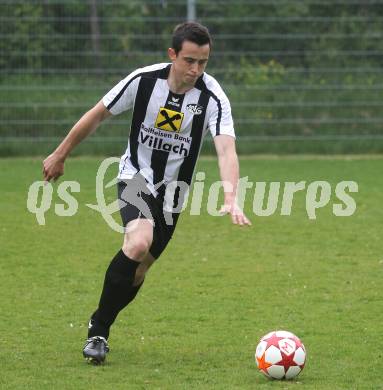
[{"x1": 27, "y1": 158, "x2": 358, "y2": 232}]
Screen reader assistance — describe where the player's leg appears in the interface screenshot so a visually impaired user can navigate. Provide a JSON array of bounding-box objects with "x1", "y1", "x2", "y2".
[
  {"x1": 84, "y1": 221, "x2": 150, "y2": 332},
  {"x1": 83, "y1": 179, "x2": 178, "y2": 364},
  {"x1": 90, "y1": 218, "x2": 153, "y2": 331},
  {"x1": 132, "y1": 250, "x2": 156, "y2": 286},
  {"x1": 83, "y1": 219, "x2": 154, "y2": 364}
]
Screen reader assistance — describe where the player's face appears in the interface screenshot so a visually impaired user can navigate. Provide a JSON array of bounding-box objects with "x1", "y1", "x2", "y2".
[{"x1": 168, "y1": 40, "x2": 210, "y2": 86}]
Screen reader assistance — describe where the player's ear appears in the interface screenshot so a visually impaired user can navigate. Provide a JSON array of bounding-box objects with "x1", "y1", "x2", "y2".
[{"x1": 168, "y1": 47, "x2": 177, "y2": 61}]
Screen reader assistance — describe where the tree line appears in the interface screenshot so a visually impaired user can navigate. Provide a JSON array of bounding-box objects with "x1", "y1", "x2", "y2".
[{"x1": 1, "y1": 1, "x2": 382, "y2": 72}]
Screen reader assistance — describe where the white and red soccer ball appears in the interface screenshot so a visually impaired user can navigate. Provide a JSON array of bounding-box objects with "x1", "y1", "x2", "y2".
[{"x1": 255, "y1": 330, "x2": 306, "y2": 380}]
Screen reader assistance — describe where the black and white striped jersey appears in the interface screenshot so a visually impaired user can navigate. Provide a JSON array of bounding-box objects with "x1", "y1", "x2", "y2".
[{"x1": 102, "y1": 62, "x2": 235, "y2": 195}]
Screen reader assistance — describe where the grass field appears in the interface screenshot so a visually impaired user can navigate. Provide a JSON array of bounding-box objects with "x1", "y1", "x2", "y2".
[{"x1": 1, "y1": 156, "x2": 382, "y2": 389}]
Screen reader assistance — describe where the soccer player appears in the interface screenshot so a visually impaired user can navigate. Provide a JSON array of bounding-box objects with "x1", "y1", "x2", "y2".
[{"x1": 43, "y1": 21, "x2": 251, "y2": 364}]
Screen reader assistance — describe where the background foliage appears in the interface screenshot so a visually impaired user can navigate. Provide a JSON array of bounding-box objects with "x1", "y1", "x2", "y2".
[{"x1": 1, "y1": 1, "x2": 382, "y2": 155}]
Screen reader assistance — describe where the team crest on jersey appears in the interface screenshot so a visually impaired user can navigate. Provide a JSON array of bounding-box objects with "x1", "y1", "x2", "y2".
[
  {"x1": 186, "y1": 103, "x2": 203, "y2": 115},
  {"x1": 155, "y1": 107, "x2": 184, "y2": 132}
]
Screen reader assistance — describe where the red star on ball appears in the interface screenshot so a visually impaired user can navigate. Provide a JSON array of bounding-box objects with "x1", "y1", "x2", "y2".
[
  {"x1": 277, "y1": 349, "x2": 299, "y2": 371},
  {"x1": 264, "y1": 333, "x2": 285, "y2": 349}
]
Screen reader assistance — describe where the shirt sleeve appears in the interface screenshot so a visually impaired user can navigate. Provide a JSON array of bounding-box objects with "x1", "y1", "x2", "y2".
[
  {"x1": 207, "y1": 87, "x2": 236, "y2": 138},
  {"x1": 102, "y1": 70, "x2": 141, "y2": 115}
]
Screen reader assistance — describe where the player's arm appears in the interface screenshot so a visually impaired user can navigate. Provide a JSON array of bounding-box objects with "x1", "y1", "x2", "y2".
[
  {"x1": 43, "y1": 100, "x2": 111, "y2": 182},
  {"x1": 214, "y1": 134, "x2": 251, "y2": 226}
]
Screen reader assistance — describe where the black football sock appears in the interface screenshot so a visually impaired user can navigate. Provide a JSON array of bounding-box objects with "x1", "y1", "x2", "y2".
[
  {"x1": 88, "y1": 279, "x2": 145, "y2": 339},
  {"x1": 126, "y1": 278, "x2": 145, "y2": 305},
  {"x1": 88, "y1": 249, "x2": 141, "y2": 338}
]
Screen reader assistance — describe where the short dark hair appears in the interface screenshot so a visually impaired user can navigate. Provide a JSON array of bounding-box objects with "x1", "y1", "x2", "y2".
[{"x1": 172, "y1": 22, "x2": 212, "y2": 54}]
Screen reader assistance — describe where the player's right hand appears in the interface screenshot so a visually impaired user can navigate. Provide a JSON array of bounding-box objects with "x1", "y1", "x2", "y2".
[{"x1": 43, "y1": 153, "x2": 65, "y2": 182}]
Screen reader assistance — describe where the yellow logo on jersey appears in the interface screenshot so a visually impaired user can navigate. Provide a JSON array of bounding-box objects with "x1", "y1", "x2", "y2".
[{"x1": 155, "y1": 107, "x2": 184, "y2": 132}]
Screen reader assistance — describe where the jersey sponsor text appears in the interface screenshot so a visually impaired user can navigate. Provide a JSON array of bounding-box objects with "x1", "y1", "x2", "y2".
[{"x1": 139, "y1": 123, "x2": 191, "y2": 157}]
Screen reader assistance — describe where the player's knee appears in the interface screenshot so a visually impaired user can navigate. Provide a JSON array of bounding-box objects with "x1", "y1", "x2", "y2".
[{"x1": 122, "y1": 236, "x2": 151, "y2": 260}]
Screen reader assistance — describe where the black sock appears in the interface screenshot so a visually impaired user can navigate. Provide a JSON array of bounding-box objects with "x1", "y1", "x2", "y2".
[{"x1": 88, "y1": 249, "x2": 142, "y2": 338}]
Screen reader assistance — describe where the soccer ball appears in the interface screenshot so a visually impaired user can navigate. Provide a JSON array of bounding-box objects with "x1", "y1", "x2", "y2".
[{"x1": 255, "y1": 330, "x2": 306, "y2": 380}]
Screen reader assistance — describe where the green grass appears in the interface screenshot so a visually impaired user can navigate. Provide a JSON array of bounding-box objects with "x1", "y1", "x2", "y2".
[{"x1": 1, "y1": 156, "x2": 382, "y2": 389}]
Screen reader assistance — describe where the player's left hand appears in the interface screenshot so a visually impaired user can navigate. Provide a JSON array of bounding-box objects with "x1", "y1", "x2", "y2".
[{"x1": 219, "y1": 203, "x2": 252, "y2": 226}]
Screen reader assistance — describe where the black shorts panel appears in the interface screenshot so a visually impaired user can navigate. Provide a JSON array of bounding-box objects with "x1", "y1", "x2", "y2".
[{"x1": 117, "y1": 179, "x2": 179, "y2": 259}]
